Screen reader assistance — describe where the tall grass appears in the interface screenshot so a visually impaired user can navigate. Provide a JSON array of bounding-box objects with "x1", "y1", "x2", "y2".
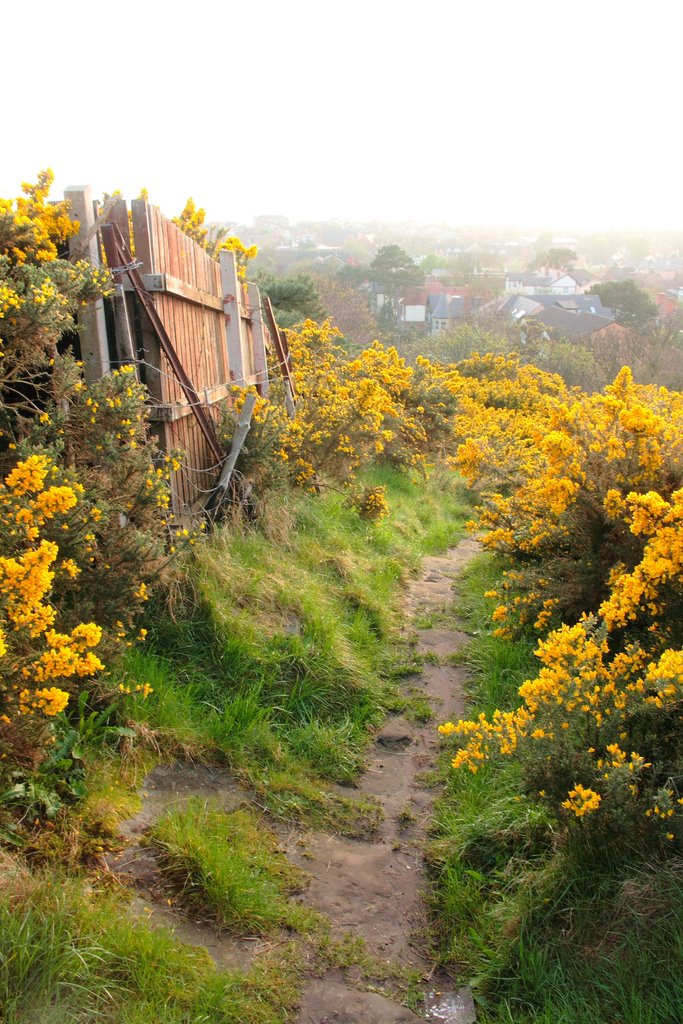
[
  {"x1": 150, "y1": 800, "x2": 315, "y2": 934},
  {"x1": 0, "y1": 866, "x2": 303, "y2": 1023}
]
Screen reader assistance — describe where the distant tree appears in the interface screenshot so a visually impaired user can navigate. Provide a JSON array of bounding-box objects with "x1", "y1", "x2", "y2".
[
  {"x1": 581, "y1": 233, "x2": 619, "y2": 263},
  {"x1": 425, "y1": 323, "x2": 509, "y2": 364},
  {"x1": 313, "y1": 274, "x2": 379, "y2": 350},
  {"x1": 526, "y1": 340, "x2": 606, "y2": 392},
  {"x1": 337, "y1": 263, "x2": 371, "y2": 287},
  {"x1": 369, "y1": 245, "x2": 424, "y2": 297},
  {"x1": 448, "y1": 253, "x2": 479, "y2": 285},
  {"x1": 534, "y1": 231, "x2": 553, "y2": 254},
  {"x1": 530, "y1": 248, "x2": 578, "y2": 271},
  {"x1": 254, "y1": 272, "x2": 325, "y2": 328},
  {"x1": 420, "y1": 253, "x2": 445, "y2": 274},
  {"x1": 593, "y1": 280, "x2": 658, "y2": 327}
]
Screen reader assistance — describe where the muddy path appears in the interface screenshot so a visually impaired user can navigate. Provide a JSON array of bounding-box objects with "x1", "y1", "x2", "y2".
[{"x1": 106, "y1": 537, "x2": 479, "y2": 1022}]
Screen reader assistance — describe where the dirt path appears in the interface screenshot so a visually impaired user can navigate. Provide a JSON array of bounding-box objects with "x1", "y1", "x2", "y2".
[
  {"x1": 107, "y1": 537, "x2": 479, "y2": 1022},
  {"x1": 291, "y1": 537, "x2": 479, "y2": 1024}
]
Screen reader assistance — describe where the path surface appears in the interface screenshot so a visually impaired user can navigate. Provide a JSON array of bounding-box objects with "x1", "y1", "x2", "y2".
[
  {"x1": 107, "y1": 537, "x2": 479, "y2": 1022},
  {"x1": 291, "y1": 537, "x2": 479, "y2": 1024}
]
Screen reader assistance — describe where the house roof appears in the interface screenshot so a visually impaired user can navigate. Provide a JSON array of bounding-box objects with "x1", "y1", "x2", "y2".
[
  {"x1": 567, "y1": 269, "x2": 592, "y2": 285},
  {"x1": 531, "y1": 307, "x2": 616, "y2": 338},
  {"x1": 400, "y1": 288, "x2": 427, "y2": 306},
  {"x1": 502, "y1": 295, "x2": 544, "y2": 318},
  {"x1": 522, "y1": 293, "x2": 613, "y2": 319},
  {"x1": 431, "y1": 294, "x2": 466, "y2": 319},
  {"x1": 506, "y1": 273, "x2": 554, "y2": 287}
]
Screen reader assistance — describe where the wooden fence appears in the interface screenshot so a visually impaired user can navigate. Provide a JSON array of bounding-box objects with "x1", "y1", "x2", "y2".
[{"x1": 65, "y1": 186, "x2": 294, "y2": 516}]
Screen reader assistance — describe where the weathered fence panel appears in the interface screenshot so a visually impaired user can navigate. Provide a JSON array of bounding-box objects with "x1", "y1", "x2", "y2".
[{"x1": 66, "y1": 187, "x2": 283, "y2": 516}]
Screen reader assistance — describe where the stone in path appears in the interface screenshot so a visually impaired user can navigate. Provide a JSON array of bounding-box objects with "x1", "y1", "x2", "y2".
[
  {"x1": 376, "y1": 717, "x2": 415, "y2": 749},
  {"x1": 298, "y1": 976, "x2": 422, "y2": 1024}
]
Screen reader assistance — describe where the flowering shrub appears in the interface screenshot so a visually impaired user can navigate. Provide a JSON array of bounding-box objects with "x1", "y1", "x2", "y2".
[
  {"x1": 0, "y1": 455, "x2": 104, "y2": 770},
  {"x1": 221, "y1": 321, "x2": 437, "y2": 495},
  {"x1": 440, "y1": 357, "x2": 683, "y2": 858},
  {"x1": 172, "y1": 197, "x2": 256, "y2": 278},
  {"x1": 0, "y1": 173, "x2": 175, "y2": 821},
  {"x1": 16, "y1": 360, "x2": 177, "y2": 649},
  {"x1": 282, "y1": 321, "x2": 424, "y2": 485},
  {"x1": 350, "y1": 486, "x2": 390, "y2": 521},
  {"x1": 439, "y1": 615, "x2": 683, "y2": 853},
  {"x1": 452, "y1": 362, "x2": 683, "y2": 635}
]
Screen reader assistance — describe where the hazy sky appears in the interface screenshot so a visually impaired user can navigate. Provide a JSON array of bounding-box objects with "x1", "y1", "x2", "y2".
[{"x1": 4, "y1": 0, "x2": 683, "y2": 230}]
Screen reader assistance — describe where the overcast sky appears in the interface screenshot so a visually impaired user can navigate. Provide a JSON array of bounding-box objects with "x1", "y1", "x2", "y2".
[{"x1": 4, "y1": 0, "x2": 682, "y2": 231}]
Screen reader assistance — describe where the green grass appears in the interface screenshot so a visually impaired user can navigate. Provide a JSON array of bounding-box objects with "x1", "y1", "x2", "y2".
[
  {"x1": 0, "y1": 864, "x2": 304, "y2": 1024},
  {"x1": 150, "y1": 800, "x2": 316, "y2": 935},
  {"x1": 120, "y1": 466, "x2": 470, "y2": 831},
  {"x1": 428, "y1": 553, "x2": 683, "y2": 1023}
]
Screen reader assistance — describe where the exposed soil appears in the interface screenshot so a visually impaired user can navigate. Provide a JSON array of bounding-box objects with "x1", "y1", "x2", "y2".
[{"x1": 106, "y1": 537, "x2": 479, "y2": 1021}]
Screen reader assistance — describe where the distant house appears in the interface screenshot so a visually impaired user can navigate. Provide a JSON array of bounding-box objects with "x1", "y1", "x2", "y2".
[
  {"x1": 529, "y1": 306, "x2": 617, "y2": 340},
  {"x1": 505, "y1": 269, "x2": 594, "y2": 295},
  {"x1": 489, "y1": 292, "x2": 617, "y2": 340},
  {"x1": 565, "y1": 268, "x2": 593, "y2": 289},
  {"x1": 399, "y1": 287, "x2": 429, "y2": 325},
  {"x1": 505, "y1": 273, "x2": 555, "y2": 294},
  {"x1": 429, "y1": 294, "x2": 467, "y2": 334},
  {"x1": 397, "y1": 284, "x2": 470, "y2": 330},
  {"x1": 656, "y1": 290, "x2": 683, "y2": 318}
]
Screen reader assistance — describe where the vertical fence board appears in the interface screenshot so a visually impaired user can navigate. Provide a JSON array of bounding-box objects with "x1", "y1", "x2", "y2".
[{"x1": 65, "y1": 185, "x2": 110, "y2": 380}]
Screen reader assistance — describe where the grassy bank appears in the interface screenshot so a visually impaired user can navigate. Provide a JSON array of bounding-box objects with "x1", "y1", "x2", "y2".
[
  {"x1": 429, "y1": 555, "x2": 683, "y2": 1024},
  {"x1": 0, "y1": 466, "x2": 469, "y2": 1024},
  {"x1": 115, "y1": 464, "x2": 469, "y2": 833}
]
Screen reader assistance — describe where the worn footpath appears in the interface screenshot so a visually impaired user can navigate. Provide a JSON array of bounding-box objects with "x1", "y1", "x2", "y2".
[{"x1": 107, "y1": 537, "x2": 480, "y2": 1023}]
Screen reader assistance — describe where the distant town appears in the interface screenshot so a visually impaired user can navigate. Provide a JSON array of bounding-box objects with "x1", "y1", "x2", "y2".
[{"x1": 205, "y1": 216, "x2": 682, "y2": 360}]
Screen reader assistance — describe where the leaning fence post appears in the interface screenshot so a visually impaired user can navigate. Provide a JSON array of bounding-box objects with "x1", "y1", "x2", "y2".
[
  {"x1": 64, "y1": 185, "x2": 111, "y2": 381},
  {"x1": 207, "y1": 391, "x2": 257, "y2": 516}
]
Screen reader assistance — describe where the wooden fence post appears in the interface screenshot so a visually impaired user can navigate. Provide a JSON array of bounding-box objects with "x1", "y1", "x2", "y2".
[
  {"x1": 220, "y1": 249, "x2": 244, "y2": 385},
  {"x1": 247, "y1": 283, "x2": 269, "y2": 396},
  {"x1": 64, "y1": 186, "x2": 110, "y2": 381},
  {"x1": 107, "y1": 197, "x2": 136, "y2": 367},
  {"x1": 207, "y1": 391, "x2": 257, "y2": 516}
]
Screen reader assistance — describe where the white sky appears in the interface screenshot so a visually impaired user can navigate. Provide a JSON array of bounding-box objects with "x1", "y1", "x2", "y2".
[{"x1": 3, "y1": 0, "x2": 683, "y2": 231}]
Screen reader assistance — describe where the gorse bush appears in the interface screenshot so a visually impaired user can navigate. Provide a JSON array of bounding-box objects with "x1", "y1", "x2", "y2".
[
  {"x1": 0, "y1": 172, "x2": 109, "y2": 427},
  {"x1": 0, "y1": 454, "x2": 104, "y2": 727},
  {"x1": 0, "y1": 173, "x2": 186, "y2": 821},
  {"x1": 448, "y1": 359, "x2": 683, "y2": 633},
  {"x1": 439, "y1": 357, "x2": 683, "y2": 861},
  {"x1": 221, "y1": 319, "x2": 441, "y2": 494}
]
